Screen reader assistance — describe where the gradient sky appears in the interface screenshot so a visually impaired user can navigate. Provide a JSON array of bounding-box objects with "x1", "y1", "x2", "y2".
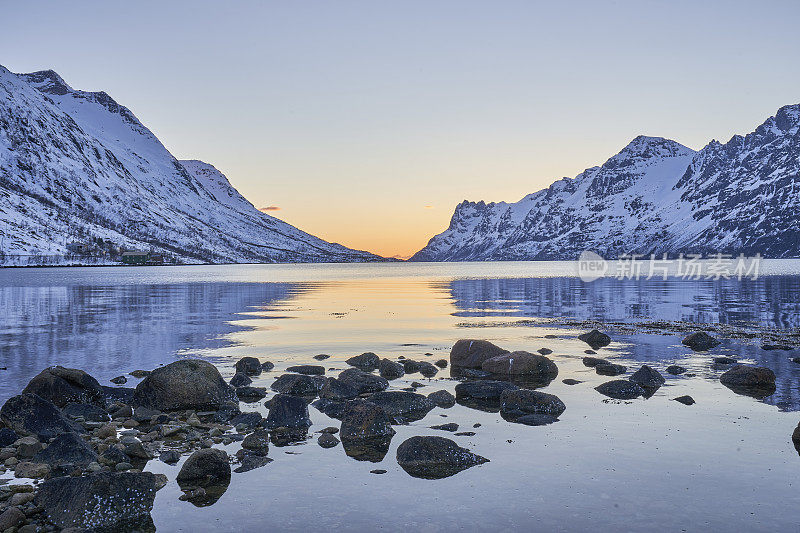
[{"x1": 3, "y1": 1, "x2": 800, "y2": 258}]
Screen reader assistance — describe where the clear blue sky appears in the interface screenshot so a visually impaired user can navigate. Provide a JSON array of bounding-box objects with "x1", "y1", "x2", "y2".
[{"x1": 3, "y1": 0, "x2": 799, "y2": 257}]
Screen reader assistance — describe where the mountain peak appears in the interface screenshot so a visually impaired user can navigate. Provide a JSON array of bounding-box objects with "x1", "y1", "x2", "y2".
[
  {"x1": 774, "y1": 103, "x2": 800, "y2": 131},
  {"x1": 617, "y1": 135, "x2": 694, "y2": 158},
  {"x1": 18, "y1": 69, "x2": 73, "y2": 95}
]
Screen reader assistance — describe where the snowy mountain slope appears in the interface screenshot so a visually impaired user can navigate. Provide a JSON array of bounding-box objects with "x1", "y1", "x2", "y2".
[
  {"x1": 0, "y1": 66, "x2": 381, "y2": 264},
  {"x1": 412, "y1": 105, "x2": 800, "y2": 261}
]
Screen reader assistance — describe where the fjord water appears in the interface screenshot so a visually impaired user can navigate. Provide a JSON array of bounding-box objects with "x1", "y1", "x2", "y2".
[{"x1": 2, "y1": 262, "x2": 800, "y2": 531}]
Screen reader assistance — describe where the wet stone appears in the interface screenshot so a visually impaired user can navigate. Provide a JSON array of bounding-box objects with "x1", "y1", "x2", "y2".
[
  {"x1": 578, "y1": 330, "x2": 611, "y2": 350},
  {"x1": 595, "y1": 380, "x2": 645, "y2": 400},
  {"x1": 317, "y1": 433, "x2": 340, "y2": 448},
  {"x1": 378, "y1": 359, "x2": 405, "y2": 380},
  {"x1": 430, "y1": 423, "x2": 459, "y2": 432},
  {"x1": 582, "y1": 357, "x2": 609, "y2": 367},
  {"x1": 682, "y1": 332, "x2": 720, "y2": 351},
  {"x1": 596, "y1": 363, "x2": 627, "y2": 376},
  {"x1": 673, "y1": 395, "x2": 696, "y2": 405},
  {"x1": 666, "y1": 365, "x2": 687, "y2": 375},
  {"x1": 235, "y1": 357, "x2": 262, "y2": 376},
  {"x1": 346, "y1": 352, "x2": 380, "y2": 372},
  {"x1": 287, "y1": 365, "x2": 325, "y2": 376},
  {"x1": 427, "y1": 390, "x2": 456, "y2": 408},
  {"x1": 396, "y1": 436, "x2": 488, "y2": 479}
]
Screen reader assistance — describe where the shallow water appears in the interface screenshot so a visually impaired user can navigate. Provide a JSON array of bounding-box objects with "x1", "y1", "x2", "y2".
[{"x1": 2, "y1": 262, "x2": 800, "y2": 531}]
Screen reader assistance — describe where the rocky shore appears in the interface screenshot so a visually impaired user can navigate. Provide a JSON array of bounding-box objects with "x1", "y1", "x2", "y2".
[{"x1": 0, "y1": 331, "x2": 788, "y2": 531}]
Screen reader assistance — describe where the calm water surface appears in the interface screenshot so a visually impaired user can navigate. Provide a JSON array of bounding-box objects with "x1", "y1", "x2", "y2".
[{"x1": 2, "y1": 262, "x2": 800, "y2": 532}]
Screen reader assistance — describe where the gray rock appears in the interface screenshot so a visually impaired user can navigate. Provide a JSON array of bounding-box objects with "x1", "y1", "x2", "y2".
[
  {"x1": 270, "y1": 373, "x2": 325, "y2": 396},
  {"x1": 673, "y1": 395, "x2": 695, "y2": 405},
  {"x1": 578, "y1": 330, "x2": 611, "y2": 350},
  {"x1": 481, "y1": 351, "x2": 558, "y2": 379},
  {"x1": 346, "y1": 352, "x2": 380, "y2": 371},
  {"x1": 230, "y1": 373, "x2": 252, "y2": 387},
  {"x1": 110, "y1": 375, "x2": 128, "y2": 385},
  {"x1": 562, "y1": 379, "x2": 582, "y2": 385},
  {"x1": 0, "y1": 393, "x2": 78, "y2": 440},
  {"x1": 418, "y1": 361, "x2": 439, "y2": 378},
  {"x1": 319, "y1": 377, "x2": 359, "y2": 400},
  {"x1": 317, "y1": 433, "x2": 340, "y2": 448},
  {"x1": 234, "y1": 454, "x2": 273, "y2": 473},
  {"x1": 132, "y1": 359, "x2": 236, "y2": 411},
  {"x1": 682, "y1": 331, "x2": 720, "y2": 351},
  {"x1": 629, "y1": 365, "x2": 665, "y2": 389},
  {"x1": 427, "y1": 390, "x2": 456, "y2": 408},
  {"x1": 15, "y1": 435, "x2": 43, "y2": 457},
  {"x1": 0, "y1": 507, "x2": 25, "y2": 530},
  {"x1": 430, "y1": 423, "x2": 459, "y2": 432},
  {"x1": 596, "y1": 363, "x2": 627, "y2": 376},
  {"x1": 36, "y1": 472, "x2": 158, "y2": 530},
  {"x1": 235, "y1": 386, "x2": 267, "y2": 402},
  {"x1": 159, "y1": 450, "x2": 181, "y2": 464},
  {"x1": 450, "y1": 339, "x2": 508, "y2": 368},
  {"x1": 241, "y1": 429, "x2": 270, "y2": 455},
  {"x1": 537, "y1": 348, "x2": 553, "y2": 355},
  {"x1": 176, "y1": 448, "x2": 231, "y2": 485},
  {"x1": 401, "y1": 359, "x2": 422, "y2": 373},
  {"x1": 264, "y1": 394, "x2": 312, "y2": 429},
  {"x1": 340, "y1": 400, "x2": 396, "y2": 441},
  {"x1": 378, "y1": 359, "x2": 405, "y2": 380},
  {"x1": 287, "y1": 365, "x2": 325, "y2": 376},
  {"x1": 261, "y1": 361, "x2": 275, "y2": 372},
  {"x1": 366, "y1": 391, "x2": 435, "y2": 423},
  {"x1": 230, "y1": 411, "x2": 263, "y2": 429},
  {"x1": 454, "y1": 380, "x2": 518, "y2": 410},
  {"x1": 500, "y1": 389, "x2": 566, "y2": 421},
  {"x1": 33, "y1": 431, "x2": 97, "y2": 468},
  {"x1": 666, "y1": 365, "x2": 687, "y2": 375},
  {"x1": 337, "y1": 368, "x2": 389, "y2": 394},
  {"x1": 311, "y1": 399, "x2": 350, "y2": 420},
  {"x1": 63, "y1": 402, "x2": 110, "y2": 423},
  {"x1": 515, "y1": 414, "x2": 560, "y2": 426},
  {"x1": 582, "y1": 356, "x2": 609, "y2": 367},
  {"x1": 595, "y1": 380, "x2": 645, "y2": 400},
  {"x1": 0, "y1": 427, "x2": 18, "y2": 447},
  {"x1": 235, "y1": 357, "x2": 263, "y2": 376},
  {"x1": 313, "y1": 354, "x2": 331, "y2": 360},
  {"x1": 720, "y1": 365, "x2": 776, "y2": 397},
  {"x1": 435, "y1": 359, "x2": 449, "y2": 368},
  {"x1": 396, "y1": 436, "x2": 488, "y2": 479},
  {"x1": 22, "y1": 366, "x2": 105, "y2": 408}
]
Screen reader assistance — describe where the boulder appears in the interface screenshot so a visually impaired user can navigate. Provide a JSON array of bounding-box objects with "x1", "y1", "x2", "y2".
[
  {"x1": 450, "y1": 339, "x2": 508, "y2": 368},
  {"x1": 673, "y1": 395, "x2": 695, "y2": 405},
  {"x1": 515, "y1": 414, "x2": 560, "y2": 426},
  {"x1": 313, "y1": 354, "x2": 331, "y2": 360},
  {"x1": 0, "y1": 507, "x2": 25, "y2": 530},
  {"x1": 230, "y1": 373, "x2": 252, "y2": 387},
  {"x1": 427, "y1": 390, "x2": 456, "y2": 408},
  {"x1": 0, "y1": 393, "x2": 78, "y2": 440},
  {"x1": 500, "y1": 389, "x2": 566, "y2": 422},
  {"x1": 340, "y1": 400, "x2": 396, "y2": 441},
  {"x1": 430, "y1": 423, "x2": 459, "y2": 432},
  {"x1": 132, "y1": 359, "x2": 236, "y2": 411},
  {"x1": 261, "y1": 361, "x2": 275, "y2": 372},
  {"x1": 15, "y1": 435, "x2": 43, "y2": 457},
  {"x1": 15, "y1": 461, "x2": 50, "y2": 478},
  {"x1": 582, "y1": 356, "x2": 609, "y2": 367},
  {"x1": 337, "y1": 368, "x2": 389, "y2": 394},
  {"x1": 578, "y1": 330, "x2": 611, "y2": 350},
  {"x1": 270, "y1": 373, "x2": 325, "y2": 396},
  {"x1": 596, "y1": 363, "x2": 627, "y2": 376},
  {"x1": 234, "y1": 357, "x2": 262, "y2": 376},
  {"x1": 22, "y1": 366, "x2": 104, "y2": 408},
  {"x1": 455, "y1": 380, "x2": 518, "y2": 411},
  {"x1": 33, "y1": 431, "x2": 98, "y2": 468},
  {"x1": 396, "y1": 436, "x2": 488, "y2": 479},
  {"x1": 317, "y1": 433, "x2": 340, "y2": 448},
  {"x1": 287, "y1": 365, "x2": 325, "y2": 376},
  {"x1": 562, "y1": 379, "x2": 582, "y2": 385},
  {"x1": 342, "y1": 435, "x2": 393, "y2": 463},
  {"x1": 311, "y1": 398, "x2": 350, "y2": 420},
  {"x1": 682, "y1": 332, "x2": 720, "y2": 351},
  {"x1": 720, "y1": 365, "x2": 776, "y2": 397},
  {"x1": 0, "y1": 427, "x2": 18, "y2": 447},
  {"x1": 319, "y1": 377, "x2": 359, "y2": 400},
  {"x1": 346, "y1": 352, "x2": 380, "y2": 371},
  {"x1": 230, "y1": 411, "x2": 263, "y2": 430},
  {"x1": 110, "y1": 375, "x2": 128, "y2": 385},
  {"x1": 537, "y1": 348, "x2": 553, "y2": 355},
  {"x1": 629, "y1": 365, "x2": 665, "y2": 389},
  {"x1": 378, "y1": 359, "x2": 405, "y2": 380},
  {"x1": 366, "y1": 391, "x2": 435, "y2": 423},
  {"x1": 264, "y1": 394, "x2": 312, "y2": 429},
  {"x1": 418, "y1": 361, "x2": 439, "y2": 378},
  {"x1": 435, "y1": 359, "x2": 449, "y2": 368},
  {"x1": 595, "y1": 380, "x2": 645, "y2": 400},
  {"x1": 481, "y1": 351, "x2": 558, "y2": 379},
  {"x1": 176, "y1": 448, "x2": 231, "y2": 485},
  {"x1": 36, "y1": 472, "x2": 158, "y2": 530},
  {"x1": 401, "y1": 359, "x2": 422, "y2": 373}
]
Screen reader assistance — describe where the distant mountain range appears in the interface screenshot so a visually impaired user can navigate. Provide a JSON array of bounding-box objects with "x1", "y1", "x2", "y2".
[
  {"x1": 411, "y1": 104, "x2": 800, "y2": 261},
  {"x1": 0, "y1": 66, "x2": 381, "y2": 264}
]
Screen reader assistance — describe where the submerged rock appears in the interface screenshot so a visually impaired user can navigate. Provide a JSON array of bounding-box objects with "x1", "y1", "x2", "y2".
[
  {"x1": 682, "y1": 332, "x2": 720, "y2": 351},
  {"x1": 537, "y1": 348, "x2": 553, "y2": 355},
  {"x1": 340, "y1": 400, "x2": 396, "y2": 441},
  {"x1": 761, "y1": 344, "x2": 794, "y2": 351},
  {"x1": 578, "y1": 330, "x2": 611, "y2": 350},
  {"x1": 378, "y1": 359, "x2": 405, "y2": 380},
  {"x1": 455, "y1": 380, "x2": 518, "y2": 411},
  {"x1": 719, "y1": 365, "x2": 776, "y2": 398},
  {"x1": 346, "y1": 352, "x2": 380, "y2": 371},
  {"x1": 500, "y1": 389, "x2": 566, "y2": 422},
  {"x1": 450, "y1": 339, "x2": 508, "y2": 368},
  {"x1": 22, "y1": 366, "x2": 105, "y2": 408},
  {"x1": 515, "y1": 414, "x2": 560, "y2": 426},
  {"x1": 596, "y1": 363, "x2": 627, "y2": 376},
  {"x1": 367, "y1": 391, "x2": 435, "y2": 423},
  {"x1": 36, "y1": 471, "x2": 159, "y2": 530},
  {"x1": 481, "y1": 351, "x2": 558, "y2": 380},
  {"x1": 0, "y1": 393, "x2": 78, "y2": 440},
  {"x1": 666, "y1": 365, "x2": 687, "y2": 375},
  {"x1": 396, "y1": 436, "x2": 488, "y2": 479},
  {"x1": 235, "y1": 357, "x2": 262, "y2": 376},
  {"x1": 271, "y1": 373, "x2": 325, "y2": 396},
  {"x1": 337, "y1": 368, "x2": 389, "y2": 394},
  {"x1": 562, "y1": 379, "x2": 582, "y2": 385},
  {"x1": 313, "y1": 354, "x2": 331, "y2": 360},
  {"x1": 582, "y1": 356, "x2": 609, "y2": 367},
  {"x1": 430, "y1": 423, "x2": 459, "y2": 432},
  {"x1": 595, "y1": 380, "x2": 645, "y2": 400},
  {"x1": 287, "y1": 365, "x2": 325, "y2": 376},
  {"x1": 629, "y1": 365, "x2": 665, "y2": 389},
  {"x1": 132, "y1": 359, "x2": 236, "y2": 411},
  {"x1": 265, "y1": 394, "x2": 312, "y2": 429},
  {"x1": 673, "y1": 395, "x2": 695, "y2": 405},
  {"x1": 427, "y1": 390, "x2": 456, "y2": 408},
  {"x1": 713, "y1": 357, "x2": 737, "y2": 365}
]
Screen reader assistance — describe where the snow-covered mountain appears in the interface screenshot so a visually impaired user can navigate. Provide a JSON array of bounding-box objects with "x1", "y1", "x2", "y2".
[
  {"x1": 0, "y1": 66, "x2": 381, "y2": 264},
  {"x1": 412, "y1": 105, "x2": 800, "y2": 261}
]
